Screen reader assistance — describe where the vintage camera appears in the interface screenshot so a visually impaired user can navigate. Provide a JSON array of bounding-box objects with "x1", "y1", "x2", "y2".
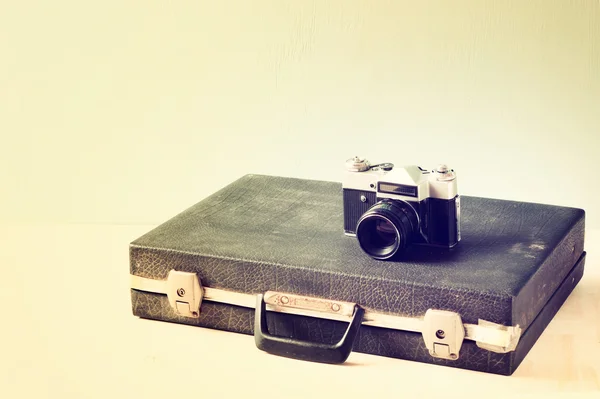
[{"x1": 343, "y1": 157, "x2": 461, "y2": 259}]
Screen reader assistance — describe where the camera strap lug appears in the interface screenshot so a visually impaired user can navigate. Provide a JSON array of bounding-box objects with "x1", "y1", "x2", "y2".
[{"x1": 131, "y1": 272, "x2": 521, "y2": 357}]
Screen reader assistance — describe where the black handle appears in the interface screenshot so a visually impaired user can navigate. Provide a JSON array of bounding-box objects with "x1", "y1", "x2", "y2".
[{"x1": 254, "y1": 294, "x2": 364, "y2": 364}]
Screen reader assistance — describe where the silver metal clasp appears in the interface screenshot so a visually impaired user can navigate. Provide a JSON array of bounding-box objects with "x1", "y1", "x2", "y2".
[
  {"x1": 422, "y1": 309, "x2": 465, "y2": 360},
  {"x1": 166, "y1": 270, "x2": 203, "y2": 318}
]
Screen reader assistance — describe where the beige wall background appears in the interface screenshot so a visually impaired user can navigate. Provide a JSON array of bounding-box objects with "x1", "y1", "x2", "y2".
[{"x1": 1, "y1": 1, "x2": 599, "y2": 228}]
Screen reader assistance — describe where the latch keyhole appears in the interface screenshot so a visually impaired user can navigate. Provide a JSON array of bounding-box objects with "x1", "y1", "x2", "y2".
[
  {"x1": 177, "y1": 288, "x2": 186, "y2": 297},
  {"x1": 436, "y1": 329, "x2": 445, "y2": 339}
]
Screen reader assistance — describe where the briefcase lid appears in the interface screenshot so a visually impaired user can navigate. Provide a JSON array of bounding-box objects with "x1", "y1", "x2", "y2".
[{"x1": 131, "y1": 174, "x2": 585, "y2": 332}]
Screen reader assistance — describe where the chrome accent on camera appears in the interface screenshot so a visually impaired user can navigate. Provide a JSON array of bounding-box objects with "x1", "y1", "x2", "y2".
[
  {"x1": 435, "y1": 164, "x2": 457, "y2": 182},
  {"x1": 345, "y1": 156, "x2": 370, "y2": 172},
  {"x1": 343, "y1": 161, "x2": 458, "y2": 201}
]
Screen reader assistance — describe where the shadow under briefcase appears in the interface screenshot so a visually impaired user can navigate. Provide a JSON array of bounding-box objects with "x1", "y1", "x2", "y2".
[{"x1": 129, "y1": 174, "x2": 585, "y2": 375}]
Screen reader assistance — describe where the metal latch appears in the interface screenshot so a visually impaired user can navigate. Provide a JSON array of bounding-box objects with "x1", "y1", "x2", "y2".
[
  {"x1": 165, "y1": 270, "x2": 203, "y2": 318},
  {"x1": 131, "y1": 270, "x2": 203, "y2": 318},
  {"x1": 422, "y1": 309, "x2": 465, "y2": 360}
]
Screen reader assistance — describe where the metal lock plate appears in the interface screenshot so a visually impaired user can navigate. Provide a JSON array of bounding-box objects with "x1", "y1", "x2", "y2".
[
  {"x1": 263, "y1": 291, "x2": 355, "y2": 318},
  {"x1": 165, "y1": 270, "x2": 203, "y2": 318},
  {"x1": 422, "y1": 309, "x2": 465, "y2": 360}
]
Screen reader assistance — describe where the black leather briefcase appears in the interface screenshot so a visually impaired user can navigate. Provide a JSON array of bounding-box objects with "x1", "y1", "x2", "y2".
[{"x1": 129, "y1": 174, "x2": 585, "y2": 375}]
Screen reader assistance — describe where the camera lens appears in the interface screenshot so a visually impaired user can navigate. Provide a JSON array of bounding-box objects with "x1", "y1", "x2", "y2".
[
  {"x1": 360, "y1": 217, "x2": 398, "y2": 253},
  {"x1": 356, "y1": 201, "x2": 418, "y2": 260}
]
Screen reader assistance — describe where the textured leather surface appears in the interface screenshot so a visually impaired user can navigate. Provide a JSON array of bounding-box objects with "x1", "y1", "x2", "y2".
[
  {"x1": 130, "y1": 175, "x2": 585, "y2": 329},
  {"x1": 511, "y1": 253, "x2": 585, "y2": 373},
  {"x1": 131, "y1": 253, "x2": 585, "y2": 375}
]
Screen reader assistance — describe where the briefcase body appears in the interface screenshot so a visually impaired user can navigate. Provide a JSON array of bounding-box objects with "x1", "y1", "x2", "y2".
[{"x1": 130, "y1": 175, "x2": 585, "y2": 375}]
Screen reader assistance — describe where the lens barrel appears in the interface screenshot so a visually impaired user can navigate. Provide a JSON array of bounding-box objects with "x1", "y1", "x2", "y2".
[{"x1": 356, "y1": 200, "x2": 419, "y2": 260}]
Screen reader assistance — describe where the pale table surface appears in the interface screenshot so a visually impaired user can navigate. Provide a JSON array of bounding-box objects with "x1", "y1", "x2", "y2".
[{"x1": 1, "y1": 225, "x2": 599, "y2": 398}]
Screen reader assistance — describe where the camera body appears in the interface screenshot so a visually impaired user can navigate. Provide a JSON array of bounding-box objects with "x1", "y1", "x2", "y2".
[{"x1": 343, "y1": 157, "x2": 461, "y2": 259}]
